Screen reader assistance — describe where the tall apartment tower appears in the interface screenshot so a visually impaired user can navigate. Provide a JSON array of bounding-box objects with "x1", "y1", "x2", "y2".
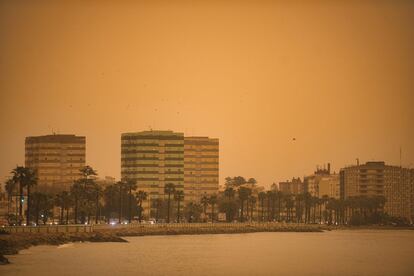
[
  {"x1": 25, "y1": 134, "x2": 86, "y2": 192},
  {"x1": 340, "y1": 161, "x2": 413, "y2": 222},
  {"x1": 184, "y1": 137, "x2": 219, "y2": 203},
  {"x1": 121, "y1": 131, "x2": 184, "y2": 218}
]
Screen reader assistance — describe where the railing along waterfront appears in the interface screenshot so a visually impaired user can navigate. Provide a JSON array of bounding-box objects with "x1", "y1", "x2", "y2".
[
  {"x1": 91, "y1": 221, "x2": 308, "y2": 230},
  {"x1": 2, "y1": 222, "x2": 318, "y2": 233},
  {"x1": 2, "y1": 224, "x2": 93, "y2": 233}
]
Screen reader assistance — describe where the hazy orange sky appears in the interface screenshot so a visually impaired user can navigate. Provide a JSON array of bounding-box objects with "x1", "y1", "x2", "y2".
[{"x1": 1, "y1": 0, "x2": 413, "y2": 188}]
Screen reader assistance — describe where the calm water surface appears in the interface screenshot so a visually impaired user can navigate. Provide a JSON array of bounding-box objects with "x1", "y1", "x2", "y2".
[{"x1": 1, "y1": 230, "x2": 414, "y2": 276}]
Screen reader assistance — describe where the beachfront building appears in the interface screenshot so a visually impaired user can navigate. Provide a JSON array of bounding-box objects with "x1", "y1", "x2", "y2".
[
  {"x1": 121, "y1": 130, "x2": 184, "y2": 219},
  {"x1": 184, "y1": 136, "x2": 219, "y2": 203},
  {"x1": 340, "y1": 161, "x2": 414, "y2": 222},
  {"x1": 25, "y1": 134, "x2": 86, "y2": 192}
]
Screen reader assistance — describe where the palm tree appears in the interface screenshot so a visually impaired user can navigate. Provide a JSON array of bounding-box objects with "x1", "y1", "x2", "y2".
[
  {"x1": 116, "y1": 181, "x2": 125, "y2": 223},
  {"x1": 80, "y1": 166, "x2": 97, "y2": 184},
  {"x1": 11, "y1": 167, "x2": 24, "y2": 224},
  {"x1": 60, "y1": 191, "x2": 72, "y2": 225},
  {"x1": 238, "y1": 187, "x2": 251, "y2": 222},
  {"x1": 225, "y1": 177, "x2": 234, "y2": 188},
  {"x1": 224, "y1": 187, "x2": 235, "y2": 200},
  {"x1": 24, "y1": 169, "x2": 37, "y2": 225},
  {"x1": 184, "y1": 202, "x2": 203, "y2": 222},
  {"x1": 321, "y1": 195, "x2": 329, "y2": 223},
  {"x1": 30, "y1": 192, "x2": 54, "y2": 225},
  {"x1": 219, "y1": 196, "x2": 238, "y2": 222},
  {"x1": 11, "y1": 166, "x2": 26, "y2": 225},
  {"x1": 295, "y1": 193, "x2": 304, "y2": 223},
  {"x1": 103, "y1": 184, "x2": 118, "y2": 223},
  {"x1": 201, "y1": 195, "x2": 210, "y2": 222},
  {"x1": 317, "y1": 197, "x2": 324, "y2": 223},
  {"x1": 270, "y1": 191, "x2": 276, "y2": 221},
  {"x1": 78, "y1": 166, "x2": 97, "y2": 224},
  {"x1": 248, "y1": 195, "x2": 256, "y2": 221},
  {"x1": 326, "y1": 197, "x2": 336, "y2": 224},
  {"x1": 258, "y1": 192, "x2": 266, "y2": 222},
  {"x1": 209, "y1": 194, "x2": 218, "y2": 222},
  {"x1": 164, "y1": 183, "x2": 175, "y2": 223},
  {"x1": 266, "y1": 191, "x2": 272, "y2": 221},
  {"x1": 55, "y1": 192, "x2": 65, "y2": 224},
  {"x1": 11, "y1": 166, "x2": 37, "y2": 225},
  {"x1": 93, "y1": 183, "x2": 102, "y2": 224},
  {"x1": 303, "y1": 193, "x2": 312, "y2": 223},
  {"x1": 174, "y1": 190, "x2": 184, "y2": 223},
  {"x1": 135, "y1": 190, "x2": 148, "y2": 222},
  {"x1": 154, "y1": 198, "x2": 163, "y2": 223},
  {"x1": 247, "y1": 178, "x2": 257, "y2": 185},
  {"x1": 124, "y1": 179, "x2": 137, "y2": 223},
  {"x1": 233, "y1": 176, "x2": 247, "y2": 187},
  {"x1": 70, "y1": 180, "x2": 83, "y2": 224},
  {"x1": 285, "y1": 195, "x2": 294, "y2": 222},
  {"x1": 5, "y1": 178, "x2": 15, "y2": 220},
  {"x1": 276, "y1": 191, "x2": 283, "y2": 222}
]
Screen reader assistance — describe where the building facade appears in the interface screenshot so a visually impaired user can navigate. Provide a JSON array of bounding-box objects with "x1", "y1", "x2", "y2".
[
  {"x1": 184, "y1": 137, "x2": 219, "y2": 203},
  {"x1": 121, "y1": 131, "x2": 184, "y2": 218},
  {"x1": 304, "y1": 164, "x2": 340, "y2": 199},
  {"x1": 25, "y1": 134, "x2": 86, "y2": 192},
  {"x1": 278, "y1": 177, "x2": 304, "y2": 195},
  {"x1": 317, "y1": 174, "x2": 340, "y2": 199},
  {"x1": 340, "y1": 161, "x2": 413, "y2": 222}
]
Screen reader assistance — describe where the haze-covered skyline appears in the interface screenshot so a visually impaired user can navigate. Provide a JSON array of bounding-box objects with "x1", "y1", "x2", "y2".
[{"x1": 1, "y1": 0, "x2": 413, "y2": 188}]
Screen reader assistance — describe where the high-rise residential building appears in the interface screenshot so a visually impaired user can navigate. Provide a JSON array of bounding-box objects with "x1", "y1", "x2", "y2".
[
  {"x1": 340, "y1": 161, "x2": 413, "y2": 222},
  {"x1": 121, "y1": 131, "x2": 184, "y2": 218},
  {"x1": 278, "y1": 177, "x2": 304, "y2": 195},
  {"x1": 25, "y1": 134, "x2": 86, "y2": 192},
  {"x1": 184, "y1": 136, "x2": 219, "y2": 203}
]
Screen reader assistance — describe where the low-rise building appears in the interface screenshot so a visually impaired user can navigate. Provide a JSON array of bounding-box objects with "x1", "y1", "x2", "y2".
[
  {"x1": 304, "y1": 163, "x2": 340, "y2": 199},
  {"x1": 318, "y1": 174, "x2": 340, "y2": 199},
  {"x1": 279, "y1": 177, "x2": 304, "y2": 195}
]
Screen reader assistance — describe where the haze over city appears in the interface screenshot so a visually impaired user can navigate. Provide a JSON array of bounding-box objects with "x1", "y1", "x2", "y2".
[
  {"x1": 1, "y1": 1, "x2": 414, "y2": 275},
  {"x1": 1, "y1": 1, "x2": 413, "y2": 187}
]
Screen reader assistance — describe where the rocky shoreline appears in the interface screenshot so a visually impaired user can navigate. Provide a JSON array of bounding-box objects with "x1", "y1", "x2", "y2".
[{"x1": 0, "y1": 232, "x2": 127, "y2": 265}]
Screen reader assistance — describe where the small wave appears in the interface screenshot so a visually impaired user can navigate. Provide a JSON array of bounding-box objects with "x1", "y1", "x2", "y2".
[{"x1": 57, "y1": 243, "x2": 74, "y2": 249}]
